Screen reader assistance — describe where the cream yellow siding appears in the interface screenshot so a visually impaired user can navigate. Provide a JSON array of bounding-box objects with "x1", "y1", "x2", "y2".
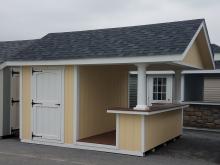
[
  {"x1": 119, "y1": 114, "x2": 142, "y2": 151},
  {"x1": 64, "y1": 66, "x2": 74, "y2": 144},
  {"x1": 183, "y1": 40, "x2": 204, "y2": 69},
  {"x1": 21, "y1": 65, "x2": 75, "y2": 143},
  {"x1": 183, "y1": 28, "x2": 214, "y2": 70},
  {"x1": 22, "y1": 66, "x2": 32, "y2": 140},
  {"x1": 204, "y1": 78, "x2": 220, "y2": 102},
  {"x1": 79, "y1": 65, "x2": 128, "y2": 139},
  {"x1": 144, "y1": 109, "x2": 182, "y2": 151}
]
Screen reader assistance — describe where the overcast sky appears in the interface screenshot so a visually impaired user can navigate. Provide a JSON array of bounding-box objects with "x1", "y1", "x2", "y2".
[{"x1": 0, "y1": 0, "x2": 220, "y2": 45}]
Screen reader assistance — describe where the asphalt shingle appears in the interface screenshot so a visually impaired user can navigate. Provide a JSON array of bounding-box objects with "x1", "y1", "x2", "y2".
[
  {"x1": 0, "y1": 40, "x2": 37, "y2": 63},
  {"x1": 10, "y1": 19, "x2": 204, "y2": 61}
]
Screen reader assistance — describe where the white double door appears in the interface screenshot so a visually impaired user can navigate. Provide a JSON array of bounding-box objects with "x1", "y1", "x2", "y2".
[
  {"x1": 147, "y1": 75, "x2": 173, "y2": 105},
  {"x1": 32, "y1": 67, "x2": 64, "y2": 142}
]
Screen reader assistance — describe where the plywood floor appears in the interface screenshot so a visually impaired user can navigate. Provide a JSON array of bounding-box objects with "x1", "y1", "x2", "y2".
[{"x1": 78, "y1": 131, "x2": 116, "y2": 146}]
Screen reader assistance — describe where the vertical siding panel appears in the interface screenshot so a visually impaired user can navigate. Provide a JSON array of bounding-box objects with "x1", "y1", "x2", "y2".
[
  {"x1": 22, "y1": 66, "x2": 31, "y2": 140},
  {"x1": 119, "y1": 114, "x2": 142, "y2": 151},
  {"x1": 64, "y1": 66, "x2": 74, "y2": 144}
]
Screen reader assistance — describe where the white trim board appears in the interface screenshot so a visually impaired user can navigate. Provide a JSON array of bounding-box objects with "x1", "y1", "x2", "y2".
[
  {"x1": 182, "y1": 101, "x2": 220, "y2": 106},
  {"x1": 107, "y1": 105, "x2": 189, "y2": 116},
  {"x1": 129, "y1": 71, "x2": 175, "y2": 75},
  {"x1": 21, "y1": 139, "x2": 144, "y2": 156},
  {"x1": 182, "y1": 22, "x2": 215, "y2": 69},
  {"x1": 19, "y1": 67, "x2": 23, "y2": 140},
  {"x1": 0, "y1": 54, "x2": 183, "y2": 70},
  {"x1": 182, "y1": 69, "x2": 220, "y2": 74}
]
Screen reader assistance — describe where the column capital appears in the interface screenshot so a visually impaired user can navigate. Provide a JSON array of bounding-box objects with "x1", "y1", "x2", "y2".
[{"x1": 134, "y1": 63, "x2": 149, "y2": 68}]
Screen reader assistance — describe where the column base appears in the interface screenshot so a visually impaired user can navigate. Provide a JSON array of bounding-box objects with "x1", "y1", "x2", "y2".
[{"x1": 133, "y1": 105, "x2": 149, "y2": 111}]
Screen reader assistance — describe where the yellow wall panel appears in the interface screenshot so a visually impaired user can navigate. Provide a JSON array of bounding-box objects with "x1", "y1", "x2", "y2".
[
  {"x1": 119, "y1": 114, "x2": 142, "y2": 151},
  {"x1": 144, "y1": 110, "x2": 182, "y2": 151},
  {"x1": 183, "y1": 28, "x2": 214, "y2": 70},
  {"x1": 22, "y1": 66, "x2": 32, "y2": 140},
  {"x1": 64, "y1": 66, "x2": 74, "y2": 144}
]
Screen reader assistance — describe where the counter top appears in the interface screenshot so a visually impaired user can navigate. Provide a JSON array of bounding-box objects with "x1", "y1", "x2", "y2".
[{"x1": 107, "y1": 104, "x2": 189, "y2": 115}]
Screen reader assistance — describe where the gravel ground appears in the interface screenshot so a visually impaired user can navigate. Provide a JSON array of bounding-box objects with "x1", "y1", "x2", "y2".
[{"x1": 0, "y1": 129, "x2": 219, "y2": 165}]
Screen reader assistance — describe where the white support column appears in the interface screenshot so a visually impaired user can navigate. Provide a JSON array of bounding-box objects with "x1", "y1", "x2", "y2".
[
  {"x1": 134, "y1": 63, "x2": 149, "y2": 110},
  {"x1": 174, "y1": 70, "x2": 182, "y2": 103}
]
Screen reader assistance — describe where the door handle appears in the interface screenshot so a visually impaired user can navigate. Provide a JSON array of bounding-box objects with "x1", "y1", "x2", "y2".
[
  {"x1": 31, "y1": 100, "x2": 43, "y2": 107},
  {"x1": 55, "y1": 103, "x2": 60, "y2": 106}
]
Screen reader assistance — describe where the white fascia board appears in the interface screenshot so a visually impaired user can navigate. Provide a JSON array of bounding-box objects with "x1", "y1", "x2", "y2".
[
  {"x1": 214, "y1": 53, "x2": 220, "y2": 61},
  {"x1": 181, "y1": 22, "x2": 215, "y2": 69},
  {"x1": 182, "y1": 69, "x2": 220, "y2": 74},
  {"x1": 182, "y1": 22, "x2": 204, "y2": 59},
  {"x1": 202, "y1": 21, "x2": 215, "y2": 69},
  {"x1": 0, "y1": 54, "x2": 182, "y2": 70},
  {"x1": 129, "y1": 70, "x2": 175, "y2": 75}
]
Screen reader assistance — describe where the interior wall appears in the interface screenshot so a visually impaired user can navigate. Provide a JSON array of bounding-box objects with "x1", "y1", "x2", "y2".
[
  {"x1": 144, "y1": 109, "x2": 182, "y2": 151},
  {"x1": 79, "y1": 65, "x2": 128, "y2": 139},
  {"x1": 184, "y1": 74, "x2": 204, "y2": 101}
]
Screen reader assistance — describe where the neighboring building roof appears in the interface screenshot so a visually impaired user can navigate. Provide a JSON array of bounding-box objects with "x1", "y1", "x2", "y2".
[
  {"x1": 211, "y1": 44, "x2": 220, "y2": 53},
  {"x1": 0, "y1": 40, "x2": 37, "y2": 63},
  {"x1": 11, "y1": 19, "x2": 204, "y2": 61}
]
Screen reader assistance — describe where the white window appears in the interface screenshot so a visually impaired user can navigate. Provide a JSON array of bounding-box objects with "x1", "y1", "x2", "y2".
[
  {"x1": 148, "y1": 75, "x2": 172, "y2": 104},
  {"x1": 153, "y1": 77, "x2": 167, "y2": 101}
]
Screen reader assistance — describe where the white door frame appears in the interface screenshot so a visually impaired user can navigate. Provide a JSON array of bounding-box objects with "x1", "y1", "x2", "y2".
[
  {"x1": 31, "y1": 66, "x2": 65, "y2": 143},
  {"x1": 147, "y1": 75, "x2": 173, "y2": 104}
]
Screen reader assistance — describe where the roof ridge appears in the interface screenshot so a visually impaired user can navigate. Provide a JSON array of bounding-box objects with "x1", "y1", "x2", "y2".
[
  {"x1": 0, "y1": 39, "x2": 38, "y2": 43},
  {"x1": 45, "y1": 18, "x2": 204, "y2": 36}
]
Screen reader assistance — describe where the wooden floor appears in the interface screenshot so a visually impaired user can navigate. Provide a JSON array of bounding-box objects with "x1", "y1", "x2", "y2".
[{"x1": 78, "y1": 131, "x2": 116, "y2": 146}]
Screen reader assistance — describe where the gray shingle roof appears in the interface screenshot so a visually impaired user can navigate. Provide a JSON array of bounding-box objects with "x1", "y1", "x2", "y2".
[
  {"x1": 0, "y1": 40, "x2": 37, "y2": 63},
  {"x1": 211, "y1": 44, "x2": 220, "y2": 53},
  {"x1": 11, "y1": 19, "x2": 204, "y2": 61}
]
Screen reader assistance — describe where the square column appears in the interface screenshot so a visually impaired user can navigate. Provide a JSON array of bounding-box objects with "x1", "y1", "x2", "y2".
[
  {"x1": 134, "y1": 63, "x2": 149, "y2": 110},
  {"x1": 174, "y1": 70, "x2": 183, "y2": 103}
]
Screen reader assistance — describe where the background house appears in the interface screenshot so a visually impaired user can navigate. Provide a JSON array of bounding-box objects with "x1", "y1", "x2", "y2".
[{"x1": 182, "y1": 44, "x2": 220, "y2": 129}]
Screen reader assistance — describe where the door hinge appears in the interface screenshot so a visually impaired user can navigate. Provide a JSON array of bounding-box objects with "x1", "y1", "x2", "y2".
[
  {"x1": 11, "y1": 98, "x2": 20, "y2": 106},
  {"x1": 11, "y1": 69, "x2": 20, "y2": 77},
  {"x1": 32, "y1": 68, "x2": 43, "y2": 75},
  {"x1": 31, "y1": 100, "x2": 43, "y2": 107},
  {"x1": 32, "y1": 132, "x2": 42, "y2": 138}
]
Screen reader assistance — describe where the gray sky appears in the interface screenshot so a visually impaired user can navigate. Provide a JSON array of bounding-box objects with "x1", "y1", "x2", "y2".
[{"x1": 0, "y1": 0, "x2": 220, "y2": 45}]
